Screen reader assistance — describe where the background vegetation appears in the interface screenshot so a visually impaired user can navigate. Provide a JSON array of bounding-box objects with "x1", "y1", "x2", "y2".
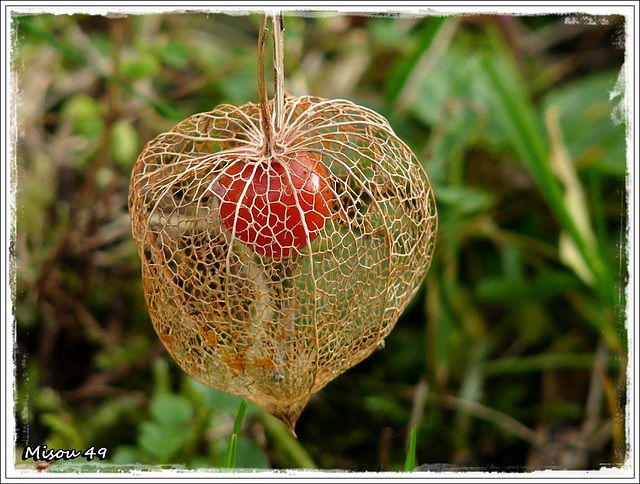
[{"x1": 11, "y1": 8, "x2": 629, "y2": 473}]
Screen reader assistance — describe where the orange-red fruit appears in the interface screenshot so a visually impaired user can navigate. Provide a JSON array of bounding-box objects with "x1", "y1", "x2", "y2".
[{"x1": 218, "y1": 153, "x2": 334, "y2": 259}]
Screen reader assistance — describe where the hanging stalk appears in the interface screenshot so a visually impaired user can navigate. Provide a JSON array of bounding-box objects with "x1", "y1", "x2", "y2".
[
  {"x1": 258, "y1": 11, "x2": 285, "y2": 155},
  {"x1": 272, "y1": 11, "x2": 285, "y2": 133},
  {"x1": 258, "y1": 12, "x2": 284, "y2": 156},
  {"x1": 258, "y1": 13, "x2": 275, "y2": 156}
]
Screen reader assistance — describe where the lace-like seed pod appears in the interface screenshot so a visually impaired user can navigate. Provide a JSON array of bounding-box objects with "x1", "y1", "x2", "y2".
[{"x1": 129, "y1": 94, "x2": 436, "y2": 432}]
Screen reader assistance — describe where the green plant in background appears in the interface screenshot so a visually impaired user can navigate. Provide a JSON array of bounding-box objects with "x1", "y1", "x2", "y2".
[
  {"x1": 108, "y1": 360, "x2": 271, "y2": 469},
  {"x1": 388, "y1": 15, "x2": 627, "y2": 469},
  {"x1": 404, "y1": 426, "x2": 417, "y2": 471},
  {"x1": 11, "y1": 9, "x2": 628, "y2": 473}
]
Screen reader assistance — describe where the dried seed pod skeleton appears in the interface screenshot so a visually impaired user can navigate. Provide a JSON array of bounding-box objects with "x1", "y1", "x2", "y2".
[{"x1": 129, "y1": 13, "x2": 437, "y2": 432}]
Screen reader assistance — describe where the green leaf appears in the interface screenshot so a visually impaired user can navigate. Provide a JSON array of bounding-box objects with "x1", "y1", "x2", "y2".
[
  {"x1": 387, "y1": 16, "x2": 450, "y2": 104},
  {"x1": 187, "y1": 380, "x2": 260, "y2": 417},
  {"x1": 88, "y1": 396, "x2": 144, "y2": 440},
  {"x1": 61, "y1": 93, "x2": 104, "y2": 139},
  {"x1": 41, "y1": 413, "x2": 84, "y2": 450},
  {"x1": 151, "y1": 394, "x2": 193, "y2": 428},
  {"x1": 160, "y1": 43, "x2": 190, "y2": 69},
  {"x1": 120, "y1": 52, "x2": 160, "y2": 81},
  {"x1": 217, "y1": 55, "x2": 257, "y2": 104},
  {"x1": 542, "y1": 70, "x2": 626, "y2": 177},
  {"x1": 477, "y1": 270, "x2": 578, "y2": 304},
  {"x1": 476, "y1": 277, "x2": 526, "y2": 304},
  {"x1": 109, "y1": 445, "x2": 140, "y2": 465},
  {"x1": 433, "y1": 185, "x2": 495, "y2": 215},
  {"x1": 110, "y1": 119, "x2": 140, "y2": 169},
  {"x1": 407, "y1": 41, "x2": 482, "y2": 128},
  {"x1": 528, "y1": 270, "x2": 579, "y2": 300},
  {"x1": 369, "y1": 17, "x2": 408, "y2": 48},
  {"x1": 138, "y1": 421, "x2": 184, "y2": 461}
]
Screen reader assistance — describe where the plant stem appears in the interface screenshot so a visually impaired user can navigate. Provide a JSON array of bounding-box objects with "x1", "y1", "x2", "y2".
[
  {"x1": 258, "y1": 13, "x2": 274, "y2": 156},
  {"x1": 272, "y1": 11, "x2": 285, "y2": 133}
]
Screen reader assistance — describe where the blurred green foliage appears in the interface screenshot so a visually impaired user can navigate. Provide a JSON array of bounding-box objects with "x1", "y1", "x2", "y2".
[{"x1": 11, "y1": 9, "x2": 628, "y2": 473}]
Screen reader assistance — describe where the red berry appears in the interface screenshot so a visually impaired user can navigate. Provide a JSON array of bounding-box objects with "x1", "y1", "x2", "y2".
[{"x1": 218, "y1": 153, "x2": 334, "y2": 259}]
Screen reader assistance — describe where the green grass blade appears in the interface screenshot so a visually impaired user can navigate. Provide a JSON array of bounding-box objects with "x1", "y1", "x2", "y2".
[
  {"x1": 404, "y1": 426, "x2": 417, "y2": 472},
  {"x1": 223, "y1": 399, "x2": 247, "y2": 469},
  {"x1": 224, "y1": 434, "x2": 238, "y2": 469},
  {"x1": 232, "y1": 399, "x2": 247, "y2": 436},
  {"x1": 483, "y1": 352, "x2": 621, "y2": 375},
  {"x1": 260, "y1": 412, "x2": 318, "y2": 469},
  {"x1": 478, "y1": 34, "x2": 616, "y2": 308}
]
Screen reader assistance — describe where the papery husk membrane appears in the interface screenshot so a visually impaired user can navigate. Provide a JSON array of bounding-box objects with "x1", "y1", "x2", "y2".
[{"x1": 129, "y1": 95, "x2": 437, "y2": 432}]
